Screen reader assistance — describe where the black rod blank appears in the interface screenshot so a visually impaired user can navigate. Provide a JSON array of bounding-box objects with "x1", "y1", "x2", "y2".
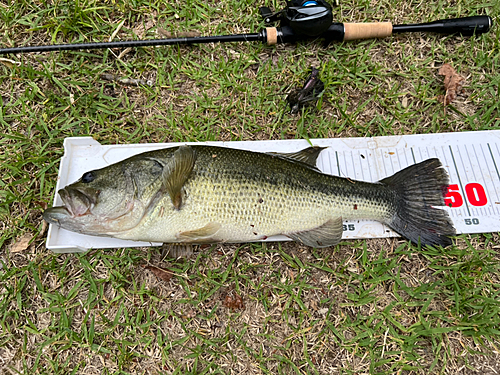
[{"x1": 0, "y1": 33, "x2": 264, "y2": 55}]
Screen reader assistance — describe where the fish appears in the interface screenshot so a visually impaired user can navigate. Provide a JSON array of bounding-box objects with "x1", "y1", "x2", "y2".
[{"x1": 43, "y1": 145, "x2": 456, "y2": 248}]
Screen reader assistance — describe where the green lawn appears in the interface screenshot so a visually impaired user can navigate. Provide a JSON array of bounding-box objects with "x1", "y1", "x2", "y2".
[{"x1": 1, "y1": 0, "x2": 500, "y2": 373}]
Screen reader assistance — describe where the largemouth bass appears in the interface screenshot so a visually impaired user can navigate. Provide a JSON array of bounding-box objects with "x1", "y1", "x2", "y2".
[{"x1": 43, "y1": 145, "x2": 456, "y2": 247}]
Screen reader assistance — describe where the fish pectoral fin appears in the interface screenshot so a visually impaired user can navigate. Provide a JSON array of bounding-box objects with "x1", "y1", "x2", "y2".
[
  {"x1": 163, "y1": 145, "x2": 196, "y2": 210},
  {"x1": 177, "y1": 222, "x2": 222, "y2": 241},
  {"x1": 287, "y1": 217, "x2": 343, "y2": 248}
]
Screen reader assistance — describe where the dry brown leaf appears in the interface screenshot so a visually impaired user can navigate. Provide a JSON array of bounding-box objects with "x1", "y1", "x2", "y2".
[
  {"x1": 222, "y1": 290, "x2": 245, "y2": 310},
  {"x1": 437, "y1": 63, "x2": 464, "y2": 105},
  {"x1": 143, "y1": 264, "x2": 173, "y2": 282},
  {"x1": 10, "y1": 233, "x2": 34, "y2": 253},
  {"x1": 310, "y1": 299, "x2": 318, "y2": 311}
]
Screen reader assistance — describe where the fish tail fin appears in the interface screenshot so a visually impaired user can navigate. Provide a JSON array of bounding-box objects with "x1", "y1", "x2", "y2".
[{"x1": 381, "y1": 158, "x2": 456, "y2": 247}]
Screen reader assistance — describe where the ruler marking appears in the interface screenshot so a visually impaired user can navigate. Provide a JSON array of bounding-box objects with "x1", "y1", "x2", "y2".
[
  {"x1": 386, "y1": 149, "x2": 393, "y2": 176},
  {"x1": 464, "y1": 144, "x2": 482, "y2": 217},
  {"x1": 367, "y1": 150, "x2": 374, "y2": 182},
  {"x1": 439, "y1": 145, "x2": 455, "y2": 218},
  {"x1": 351, "y1": 152, "x2": 359, "y2": 180},
  {"x1": 391, "y1": 148, "x2": 397, "y2": 173},
  {"x1": 335, "y1": 151, "x2": 340, "y2": 177},
  {"x1": 440, "y1": 145, "x2": 453, "y2": 218},
  {"x1": 403, "y1": 147, "x2": 409, "y2": 168},
  {"x1": 361, "y1": 151, "x2": 367, "y2": 181},
  {"x1": 442, "y1": 145, "x2": 461, "y2": 219},
  {"x1": 389, "y1": 149, "x2": 395, "y2": 173},
  {"x1": 465, "y1": 144, "x2": 479, "y2": 182},
  {"x1": 488, "y1": 143, "x2": 500, "y2": 181},
  {"x1": 344, "y1": 151, "x2": 349, "y2": 178},
  {"x1": 485, "y1": 143, "x2": 500, "y2": 215},
  {"x1": 457, "y1": 145, "x2": 471, "y2": 217},
  {"x1": 493, "y1": 143, "x2": 500, "y2": 216},
  {"x1": 461, "y1": 144, "x2": 484, "y2": 217},
  {"x1": 357, "y1": 151, "x2": 363, "y2": 180},
  {"x1": 449, "y1": 145, "x2": 471, "y2": 217},
  {"x1": 481, "y1": 144, "x2": 499, "y2": 196},
  {"x1": 329, "y1": 149, "x2": 334, "y2": 175},
  {"x1": 472, "y1": 144, "x2": 493, "y2": 216},
  {"x1": 410, "y1": 148, "x2": 416, "y2": 164},
  {"x1": 350, "y1": 151, "x2": 355, "y2": 178},
  {"x1": 381, "y1": 150, "x2": 388, "y2": 178},
  {"x1": 495, "y1": 142, "x2": 500, "y2": 214},
  {"x1": 318, "y1": 150, "x2": 324, "y2": 172},
  {"x1": 324, "y1": 149, "x2": 330, "y2": 175}
]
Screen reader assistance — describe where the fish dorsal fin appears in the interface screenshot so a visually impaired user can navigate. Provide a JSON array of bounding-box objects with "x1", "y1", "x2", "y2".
[
  {"x1": 287, "y1": 217, "x2": 343, "y2": 248},
  {"x1": 163, "y1": 146, "x2": 196, "y2": 210},
  {"x1": 177, "y1": 222, "x2": 222, "y2": 242},
  {"x1": 268, "y1": 146, "x2": 326, "y2": 169}
]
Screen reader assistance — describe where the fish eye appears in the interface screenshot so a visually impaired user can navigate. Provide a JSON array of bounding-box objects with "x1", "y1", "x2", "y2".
[{"x1": 81, "y1": 171, "x2": 96, "y2": 183}]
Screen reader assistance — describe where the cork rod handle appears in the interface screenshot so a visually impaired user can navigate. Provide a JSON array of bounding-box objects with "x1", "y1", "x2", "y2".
[
  {"x1": 266, "y1": 27, "x2": 278, "y2": 45},
  {"x1": 343, "y1": 22, "x2": 393, "y2": 41}
]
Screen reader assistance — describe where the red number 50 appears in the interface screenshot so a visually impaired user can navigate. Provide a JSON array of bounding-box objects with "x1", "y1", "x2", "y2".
[{"x1": 444, "y1": 183, "x2": 487, "y2": 207}]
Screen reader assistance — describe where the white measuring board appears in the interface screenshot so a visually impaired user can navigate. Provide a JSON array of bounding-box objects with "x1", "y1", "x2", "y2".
[{"x1": 46, "y1": 131, "x2": 499, "y2": 253}]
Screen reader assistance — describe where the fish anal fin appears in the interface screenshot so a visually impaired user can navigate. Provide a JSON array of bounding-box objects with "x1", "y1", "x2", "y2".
[
  {"x1": 287, "y1": 217, "x2": 343, "y2": 248},
  {"x1": 177, "y1": 222, "x2": 222, "y2": 242},
  {"x1": 163, "y1": 146, "x2": 196, "y2": 210},
  {"x1": 161, "y1": 243, "x2": 195, "y2": 259}
]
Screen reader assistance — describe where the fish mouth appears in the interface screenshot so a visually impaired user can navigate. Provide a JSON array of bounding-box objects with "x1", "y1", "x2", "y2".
[
  {"x1": 42, "y1": 206, "x2": 72, "y2": 225},
  {"x1": 42, "y1": 186, "x2": 97, "y2": 228},
  {"x1": 58, "y1": 187, "x2": 96, "y2": 217}
]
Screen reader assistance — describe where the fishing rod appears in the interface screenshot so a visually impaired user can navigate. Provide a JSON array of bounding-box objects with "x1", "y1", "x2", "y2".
[{"x1": 0, "y1": 0, "x2": 492, "y2": 55}]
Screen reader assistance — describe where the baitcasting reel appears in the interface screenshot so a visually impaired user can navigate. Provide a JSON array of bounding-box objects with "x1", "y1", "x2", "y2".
[{"x1": 259, "y1": 0, "x2": 334, "y2": 37}]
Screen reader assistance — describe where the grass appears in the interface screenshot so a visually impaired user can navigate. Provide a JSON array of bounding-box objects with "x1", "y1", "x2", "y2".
[{"x1": 1, "y1": 0, "x2": 500, "y2": 373}]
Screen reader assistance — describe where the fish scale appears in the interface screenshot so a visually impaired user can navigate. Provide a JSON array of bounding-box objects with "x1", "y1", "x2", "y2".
[{"x1": 187, "y1": 148, "x2": 389, "y2": 232}]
